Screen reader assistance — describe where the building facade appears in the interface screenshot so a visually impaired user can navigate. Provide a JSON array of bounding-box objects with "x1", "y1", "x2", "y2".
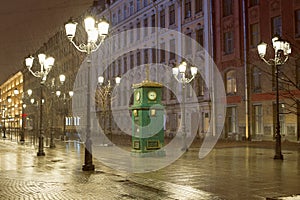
[
  {"x1": 0, "y1": 71, "x2": 24, "y2": 139},
  {"x1": 213, "y1": 0, "x2": 300, "y2": 141}
]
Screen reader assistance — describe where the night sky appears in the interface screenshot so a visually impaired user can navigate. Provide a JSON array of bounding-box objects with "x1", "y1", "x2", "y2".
[{"x1": 0, "y1": 0, "x2": 95, "y2": 85}]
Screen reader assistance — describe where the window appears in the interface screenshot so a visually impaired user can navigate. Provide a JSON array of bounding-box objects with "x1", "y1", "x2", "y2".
[
  {"x1": 130, "y1": 27, "x2": 134, "y2": 43},
  {"x1": 123, "y1": 56, "x2": 128, "y2": 72},
  {"x1": 196, "y1": 28, "x2": 204, "y2": 48},
  {"x1": 144, "y1": 49, "x2": 148, "y2": 64},
  {"x1": 295, "y1": 10, "x2": 300, "y2": 37},
  {"x1": 136, "y1": 22, "x2": 141, "y2": 40},
  {"x1": 137, "y1": 0, "x2": 141, "y2": 11},
  {"x1": 112, "y1": 13, "x2": 117, "y2": 25},
  {"x1": 253, "y1": 105, "x2": 263, "y2": 135},
  {"x1": 118, "y1": 9, "x2": 122, "y2": 22},
  {"x1": 130, "y1": 1, "x2": 134, "y2": 15},
  {"x1": 226, "y1": 70, "x2": 237, "y2": 94},
  {"x1": 226, "y1": 106, "x2": 237, "y2": 134},
  {"x1": 130, "y1": 54, "x2": 134, "y2": 69},
  {"x1": 272, "y1": 16, "x2": 282, "y2": 37},
  {"x1": 224, "y1": 31, "x2": 234, "y2": 54},
  {"x1": 124, "y1": 5, "x2": 127, "y2": 19},
  {"x1": 144, "y1": 18, "x2": 148, "y2": 36},
  {"x1": 137, "y1": 51, "x2": 141, "y2": 66},
  {"x1": 249, "y1": 0, "x2": 259, "y2": 7},
  {"x1": 123, "y1": 31, "x2": 127, "y2": 47},
  {"x1": 152, "y1": 48, "x2": 157, "y2": 63},
  {"x1": 196, "y1": 75, "x2": 204, "y2": 96},
  {"x1": 160, "y1": 10, "x2": 165, "y2": 28},
  {"x1": 169, "y1": 39, "x2": 176, "y2": 60},
  {"x1": 169, "y1": 5, "x2": 175, "y2": 25},
  {"x1": 185, "y1": 33, "x2": 192, "y2": 55},
  {"x1": 184, "y1": 0, "x2": 191, "y2": 19},
  {"x1": 250, "y1": 23, "x2": 260, "y2": 48},
  {"x1": 143, "y1": 0, "x2": 148, "y2": 7},
  {"x1": 151, "y1": 14, "x2": 156, "y2": 33},
  {"x1": 223, "y1": 0, "x2": 233, "y2": 17},
  {"x1": 195, "y1": 0, "x2": 203, "y2": 13},
  {"x1": 160, "y1": 43, "x2": 165, "y2": 62},
  {"x1": 252, "y1": 66, "x2": 261, "y2": 92}
]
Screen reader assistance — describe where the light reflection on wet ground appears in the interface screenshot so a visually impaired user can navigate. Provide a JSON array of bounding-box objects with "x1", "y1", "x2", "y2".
[{"x1": 0, "y1": 139, "x2": 299, "y2": 199}]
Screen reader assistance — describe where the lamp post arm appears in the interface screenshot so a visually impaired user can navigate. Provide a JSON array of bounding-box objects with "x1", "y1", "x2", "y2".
[
  {"x1": 260, "y1": 57, "x2": 273, "y2": 66},
  {"x1": 90, "y1": 37, "x2": 106, "y2": 53},
  {"x1": 68, "y1": 39, "x2": 88, "y2": 53}
]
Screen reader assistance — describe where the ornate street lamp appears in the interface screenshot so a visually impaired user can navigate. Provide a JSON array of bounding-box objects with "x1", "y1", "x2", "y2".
[
  {"x1": 172, "y1": 61, "x2": 198, "y2": 151},
  {"x1": 2, "y1": 105, "x2": 7, "y2": 139},
  {"x1": 65, "y1": 16, "x2": 109, "y2": 171},
  {"x1": 55, "y1": 75, "x2": 73, "y2": 142},
  {"x1": 25, "y1": 53, "x2": 55, "y2": 156},
  {"x1": 257, "y1": 36, "x2": 291, "y2": 160},
  {"x1": 97, "y1": 76, "x2": 121, "y2": 145}
]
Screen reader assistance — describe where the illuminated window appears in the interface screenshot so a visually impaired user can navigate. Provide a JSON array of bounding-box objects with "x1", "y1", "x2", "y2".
[{"x1": 226, "y1": 70, "x2": 237, "y2": 94}]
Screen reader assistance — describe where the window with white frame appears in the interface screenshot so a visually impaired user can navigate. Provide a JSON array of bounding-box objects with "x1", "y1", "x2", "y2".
[
  {"x1": 253, "y1": 104, "x2": 263, "y2": 135},
  {"x1": 226, "y1": 106, "x2": 237, "y2": 134}
]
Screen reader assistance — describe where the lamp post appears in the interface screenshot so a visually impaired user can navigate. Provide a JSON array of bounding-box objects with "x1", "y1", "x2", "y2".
[
  {"x1": 2, "y1": 105, "x2": 7, "y2": 139},
  {"x1": 97, "y1": 76, "x2": 121, "y2": 144},
  {"x1": 55, "y1": 74, "x2": 73, "y2": 142},
  {"x1": 25, "y1": 53, "x2": 55, "y2": 156},
  {"x1": 65, "y1": 16, "x2": 109, "y2": 171},
  {"x1": 257, "y1": 36, "x2": 291, "y2": 160},
  {"x1": 172, "y1": 61, "x2": 198, "y2": 151}
]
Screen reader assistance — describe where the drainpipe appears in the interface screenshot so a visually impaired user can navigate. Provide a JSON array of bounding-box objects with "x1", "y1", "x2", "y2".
[{"x1": 242, "y1": 0, "x2": 250, "y2": 140}]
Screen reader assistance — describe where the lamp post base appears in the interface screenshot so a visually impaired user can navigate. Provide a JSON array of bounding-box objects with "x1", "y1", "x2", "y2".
[
  {"x1": 82, "y1": 164, "x2": 95, "y2": 171},
  {"x1": 37, "y1": 151, "x2": 46, "y2": 156},
  {"x1": 274, "y1": 154, "x2": 283, "y2": 160},
  {"x1": 37, "y1": 135, "x2": 45, "y2": 156},
  {"x1": 82, "y1": 147, "x2": 95, "y2": 171}
]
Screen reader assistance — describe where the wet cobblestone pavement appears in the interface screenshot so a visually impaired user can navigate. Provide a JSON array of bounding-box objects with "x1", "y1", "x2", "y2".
[{"x1": 0, "y1": 138, "x2": 299, "y2": 200}]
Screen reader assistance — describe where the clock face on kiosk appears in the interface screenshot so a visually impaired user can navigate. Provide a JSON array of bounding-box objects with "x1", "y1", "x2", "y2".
[
  {"x1": 147, "y1": 91, "x2": 157, "y2": 100},
  {"x1": 135, "y1": 91, "x2": 140, "y2": 101}
]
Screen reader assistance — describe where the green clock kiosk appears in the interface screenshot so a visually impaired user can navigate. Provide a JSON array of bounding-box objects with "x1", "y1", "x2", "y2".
[{"x1": 130, "y1": 80, "x2": 165, "y2": 157}]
